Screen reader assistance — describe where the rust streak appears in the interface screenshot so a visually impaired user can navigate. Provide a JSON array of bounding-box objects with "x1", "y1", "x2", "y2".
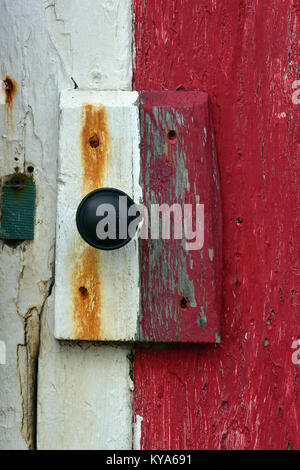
[
  {"x1": 3, "y1": 76, "x2": 18, "y2": 131},
  {"x1": 72, "y1": 246, "x2": 102, "y2": 340},
  {"x1": 80, "y1": 104, "x2": 109, "y2": 194},
  {"x1": 72, "y1": 104, "x2": 109, "y2": 339}
]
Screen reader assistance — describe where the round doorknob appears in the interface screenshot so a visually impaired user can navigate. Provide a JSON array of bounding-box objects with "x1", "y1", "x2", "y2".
[{"x1": 76, "y1": 187, "x2": 139, "y2": 251}]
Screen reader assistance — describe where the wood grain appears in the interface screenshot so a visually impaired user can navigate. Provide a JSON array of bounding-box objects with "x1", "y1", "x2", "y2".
[{"x1": 133, "y1": 0, "x2": 300, "y2": 450}]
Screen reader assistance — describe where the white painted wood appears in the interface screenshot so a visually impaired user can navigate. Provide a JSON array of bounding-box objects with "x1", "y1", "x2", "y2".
[
  {"x1": 0, "y1": 0, "x2": 70, "y2": 449},
  {"x1": 45, "y1": 0, "x2": 132, "y2": 90},
  {"x1": 38, "y1": 293, "x2": 133, "y2": 450},
  {"x1": 54, "y1": 90, "x2": 140, "y2": 341},
  {"x1": 0, "y1": 0, "x2": 134, "y2": 450}
]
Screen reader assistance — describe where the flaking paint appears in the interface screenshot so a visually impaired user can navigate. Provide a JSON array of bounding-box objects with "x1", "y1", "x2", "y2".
[
  {"x1": 133, "y1": 0, "x2": 300, "y2": 450},
  {"x1": 80, "y1": 104, "x2": 109, "y2": 194}
]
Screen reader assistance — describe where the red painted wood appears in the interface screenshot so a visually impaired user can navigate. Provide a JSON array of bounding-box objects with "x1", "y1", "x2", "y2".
[
  {"x1": 133, "y1": 0, "x2": 300, "y2": 449},
  {"x1": 139, "y1": 91, "x2": 222, "y2": 342}
]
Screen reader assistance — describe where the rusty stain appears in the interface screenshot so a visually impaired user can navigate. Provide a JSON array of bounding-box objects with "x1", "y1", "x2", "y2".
[
  {"x1": 71, "y1": 103, "x2": 110, "y2": 339},
  {"x1": 72, "y1": 245, "x2": 102, "y2": 340},
  {"x1": 80, "y1": 104, "x2": 109, "y2": 194},
  {"x1": 89, "y1": 133, "x2": 100, "y2": 148},
  {"x1": 79, "y1": 286, "x2": 88, "y2": 298},
  {"x1": 3, "y1": 76, "x2": 18, "y2": 130}
]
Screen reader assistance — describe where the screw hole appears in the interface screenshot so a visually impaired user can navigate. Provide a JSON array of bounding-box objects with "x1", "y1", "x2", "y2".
[
  {"x1": 89, "y1": 134, "x2": 100, "y2": 148},
  {"x1": 236, "y1": 217, "x2": 243, "y2": 225},
  {"x1": 180, "y1": 297, "x2": 188, "y2": 309},
  {"x1": 167, "y1": 130, "x2": 177, "y2": 143},
  {"x1": 79, "y1": 286, "x2": 88, "y2": 298},
  {"x1": 27, "y1": 166, "x2": 34, "y2": 173}
]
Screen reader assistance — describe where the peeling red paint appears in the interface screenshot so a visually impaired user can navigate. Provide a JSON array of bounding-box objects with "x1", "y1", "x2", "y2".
[
  {"x1": 133, "y1": 0, "x2": 300, "y2": 450},
  {"x1": 139, "y1": 91, "x2": 222, "y2": 342},
  {"x1": 72, "y1": 244, "x2": 102, "y2": 340}
]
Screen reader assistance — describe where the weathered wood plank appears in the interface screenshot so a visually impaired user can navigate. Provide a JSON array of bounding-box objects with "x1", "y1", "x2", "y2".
[
  {"x1": 139, "y1": 91, "x2": 222, "y2": 342},
  {"x1": 133, "y1": 0, "x2": 300, "y2": 449},
  {"x1": 38, "y1": 0, "x2": 135, "y2": 449},
  {"x1": 54, "y1": 91, "x2": 140, "y2": 341},
  {"x1": 38, "y1": 294, "x2": 133, "y2": 450}
]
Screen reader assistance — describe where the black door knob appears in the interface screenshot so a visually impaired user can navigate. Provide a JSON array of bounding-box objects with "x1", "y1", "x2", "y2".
[{"x1": 76, "y1": 187, "x2": 139, "y2": 250}]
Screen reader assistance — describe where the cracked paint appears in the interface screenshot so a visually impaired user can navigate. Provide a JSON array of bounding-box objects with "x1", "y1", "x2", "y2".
[{"x1": 133, "y1": 0, "x2": 300, "y2": 450}]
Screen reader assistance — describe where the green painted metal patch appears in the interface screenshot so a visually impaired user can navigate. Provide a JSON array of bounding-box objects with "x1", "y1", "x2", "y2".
[{"x1": 0, "y1": 174, "x2": 36, "y2": 240}]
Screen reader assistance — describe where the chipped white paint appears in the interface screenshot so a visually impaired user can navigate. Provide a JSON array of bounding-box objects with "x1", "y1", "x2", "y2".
[
  {"x1": 38, "y1": 294, "x2": 133, "y2": 450},
  {"x1": 45, "y1": 0, "x2": 132, "y2": 90},
  {"x1": 54, "y1": 90, "x2": 140, "y2": 341},
  {"x1": 0, "y1": 0, "x2": 134, "y2": 450},
  {"x1": 133, "y1": 415, "x2": 144, "y2": 450}
]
